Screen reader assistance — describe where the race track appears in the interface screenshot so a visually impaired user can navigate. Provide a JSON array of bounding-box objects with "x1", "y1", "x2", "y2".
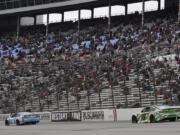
[{"x1": 0, "y1": 121, "x2": 180, "y2": 135}]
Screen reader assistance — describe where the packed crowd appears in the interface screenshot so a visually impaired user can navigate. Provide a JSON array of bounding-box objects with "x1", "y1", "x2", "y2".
[{"x1": 0, "y1": 9, "x2": 180, "y2": 113}]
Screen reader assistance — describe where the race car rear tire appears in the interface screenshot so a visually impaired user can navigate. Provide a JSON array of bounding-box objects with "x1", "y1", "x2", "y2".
[
  {"x1": 32, "y1": 122, "x2": 37, "y2": 125},
  {"x1": 5, "y1": 120, "x2": 9, "y2": 126},
  {"x1": 132, "y1": 116, "x2": 138, "y2": 123},
  {"x1": 150, "y1": 115, "x2": 156, "y2": 123}
]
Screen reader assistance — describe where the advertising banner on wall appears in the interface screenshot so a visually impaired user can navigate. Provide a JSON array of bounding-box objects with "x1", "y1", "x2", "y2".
[
  {"x1": 82, "y1": 109, "x2": 116, "y2": 121},
  {"x1": 51, "y1": 111, "x2": 82, "y2": 122}
]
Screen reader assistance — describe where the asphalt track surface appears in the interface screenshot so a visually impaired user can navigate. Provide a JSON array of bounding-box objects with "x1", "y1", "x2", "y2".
[{"x1": 0, "y1": 121, "x2": 180, "y2": 135}]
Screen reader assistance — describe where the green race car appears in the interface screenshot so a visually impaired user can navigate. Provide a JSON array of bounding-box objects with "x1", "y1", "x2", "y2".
[{"x1": 132, "y1": 106, "x2": 180, "y2": 123}]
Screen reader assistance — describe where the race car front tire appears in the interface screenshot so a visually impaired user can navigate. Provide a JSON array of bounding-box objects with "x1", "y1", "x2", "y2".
[
  {"x1": 16, "y1": 120, "x2": 20, "y2": 125},
  {"x1": 150, "y1": 115, "x2": 156, "y2": 123},
  {"x1": 132, "y1": 116, "x2": 138, "y2": 123}
]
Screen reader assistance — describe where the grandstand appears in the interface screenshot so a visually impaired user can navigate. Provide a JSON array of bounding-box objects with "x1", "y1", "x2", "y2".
[{"x1": 0, "y1": 0, "x2": 180, "y2": 113}]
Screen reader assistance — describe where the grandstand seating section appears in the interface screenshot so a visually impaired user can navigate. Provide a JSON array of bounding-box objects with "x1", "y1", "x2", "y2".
[{"x1": 0, "y1": 8, "x2": 180, "y2": 113}]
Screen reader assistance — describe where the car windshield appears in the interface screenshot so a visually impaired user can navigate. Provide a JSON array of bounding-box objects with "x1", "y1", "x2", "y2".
[
  {"x1": 142, "y1": 107, "x2": 151, "y2": 112},
  {"x1": 11, "y1": 113, "x2": 17, "y2": 117}
]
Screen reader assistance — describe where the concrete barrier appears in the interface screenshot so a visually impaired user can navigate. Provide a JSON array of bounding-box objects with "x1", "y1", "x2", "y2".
[
  {"x1": 81, "y1": 108, "x2": 143, "y2": 122},
  {"x1": 0, "y1": 114, "x2": 9, "y2": 121},
  {"x1": 116, "y1": 108, "x2": 143, "y2": 121},
  {"x1": 2, "y1": 106, "x2": 180, "y2": 122},
  {"x1": 36, "y1": 112, "x2": 51, "y2": 121},
  {"x1": 0, "y1": 108, "x2": 149, "y2": 122}
]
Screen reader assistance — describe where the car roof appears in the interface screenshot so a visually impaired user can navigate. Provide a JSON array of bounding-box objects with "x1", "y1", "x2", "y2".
[
  {"x1": 17, "y1": 112, "x2": 32, "y2": 115},
  {"x1": 151, "y1": 105, "x2": 180, "y2": 110},
  {"x1": 155, "y1": 106, "x2": 169, "y2": 109}
]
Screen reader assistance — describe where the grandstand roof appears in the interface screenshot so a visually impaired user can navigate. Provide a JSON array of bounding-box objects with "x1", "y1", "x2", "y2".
[{"x1": 0, "y1": 0, "x2": 153, "y2": 17}]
